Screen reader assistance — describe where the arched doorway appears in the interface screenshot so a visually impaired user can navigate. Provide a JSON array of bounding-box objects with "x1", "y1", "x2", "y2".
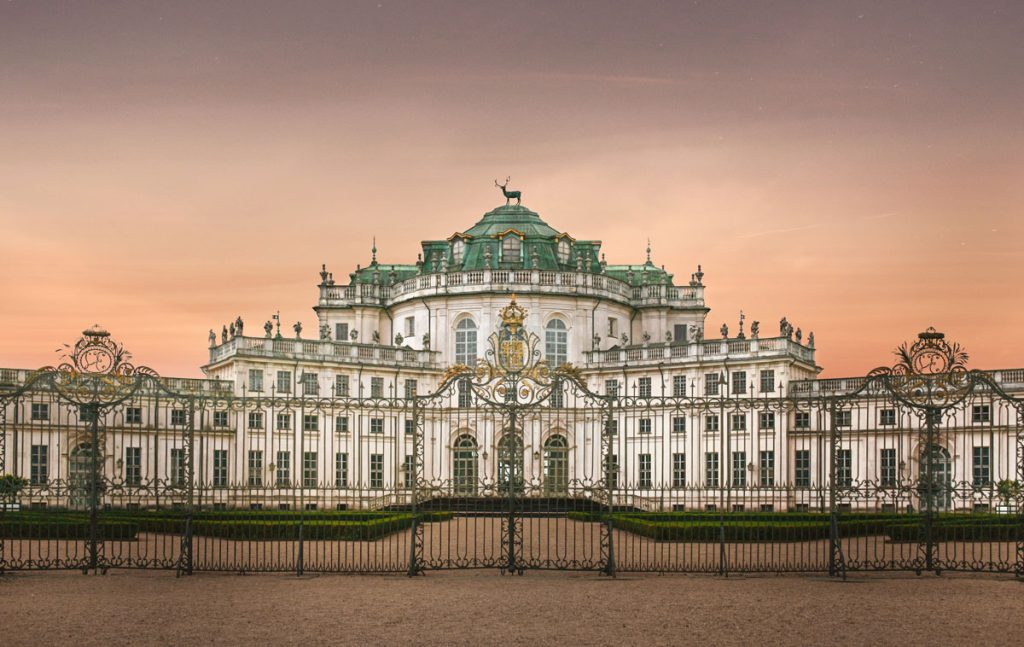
[
  {"x1": 452, "y1": 434, "x2": 478, "y2": 496},
  {"x1": 68, "y1": 442, "x2": 96, "y2": 509},
  {"x1": 496, "y1": 432, "x2": 523, "y2": 495},
  {"x1": 543, "y1": 434, "x2": 569, "y2": 495},
  {"x1": 919, "y1": 444, "x2": 953, "y2": 511}
]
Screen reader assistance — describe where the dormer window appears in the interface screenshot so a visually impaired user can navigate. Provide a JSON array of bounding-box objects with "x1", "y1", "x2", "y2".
[
  {"x1": 557, "y1": 238, "x2": 571, "y2": 264},
  {"x1": 451, "y1": 238, "x2": 465, "y2": 265},
  {"x1": 501, "y1": 234, "x2": 522, "y2": 263}
]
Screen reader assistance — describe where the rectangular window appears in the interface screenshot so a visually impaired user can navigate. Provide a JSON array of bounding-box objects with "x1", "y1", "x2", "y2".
[
  {"x1": 126, "y1": 407, "x2": 142, "y2": 425},
  {"x1": 672, "y1": 416, "x2": 686, "y2": 434},
  {"x1": 248, "y1": 450, "x2": 264, "y2": 486},
  {"x1": 605, "y1": 379, "x2": 619, "y2": 397},
  {"x1": 672, "y1": 453, "x2": 686, "y2": 488},
  {"x1": 972, "y1": 405, "x2": 991, "y2": 424},
  {"x1": 759, "y1": 450, "x2": 775, "y2": 487},
  {"x1": 638, "y1": 418, "x2": 652, "y2": 434},
  {"x1": 275, "y1": 451, "x2": 291, "y2": 486},
  {"x1": 549, "y1": 384, "x2": 564, "y2": 408},
  {"x1": 836, "y1": 449, "x2": 852, "y2": 487},
  {"x1": 759, "y1": 369, "x2": 775, "y2": 393},
  {"x1": 638, "y1": 377, "x2": 652, "y2": 397},
  {"x1": 607, "y1": 419, "x2": 618, "y2": 436},
  {"x1": 403, "y1": 455, "x2": 414, "y2": 488},
  {"x1": 370, "y1": 418, "x2": 384, "y2": 434},
  {"x1": 834, "y1": 410, "x2": 852, "y2": 428},
  {"x1": 404, "y1": 379, "x2": 417, "y2": 400},
  {"x1": 303, "y1": 451, "x2": 318, "y2": 487},
  {"x1": 731, "y1": 414, "x2": 746, "y2": 432},
  {"x1": 371, "y1": 377, "x2": 384, "y2": 398},
  {"x1": 704, "y1": 373, "x2": 720, "y2": 396},
  {"x1": 879, "y1": 409, "x2": 897, "y2": 426},
  {"x1": 276, "y1": 370, "x2": 292, "y2": 394},
  {"x1": 248, "y1": 369, "x2": 264, "y2": 392},
  {"x1": 213, "y1": 411, "x2": 229, "y2": 428},
  {"x1": 705, "y1": 414, "x2": 720, "y2": 433},
  {"x1": 370, "y1": 454, "x2": 384, "y2": 488},
  {"x1": 30, "y1": 403, "x2": 49, "y2": 421},
  {"x1": 404, "y1": 316, "x2": 415, "y2": 337},
  {"x1": 794, "y1": 412, "x2": 811, "y2": 430},
  {"x1": 705, "y1": 452, "x2": 720, "y2": 488},
  {"x1": 972, "y1": 446, "x2": 991, "y2": 486},
  {"x1": 404, "y1": 419, "x2": 415, "y2": 436},
  {"x1": 673, "y1": 324, "x2": 688, "y2": 344},
  {"x1": 301, "y1": 372, "x2": 319, "y2": 396},
  {"x1": 335, "y1": 416, "x2": 349, "y2": 433},
  {"x1": 303, "y1": 414, "x2": 318, "y2": 432},
  {"x1": 170, "y1": 409, "x2": 187, "y2": 426},
  {"x1": 335, "y1": 375, "x2": 350, "y2": 397},
  {"x1": 335, "y1": 452, "x2": 348, "y2": 487},
  {"x1": 606, "y1": 455, "x2": 619, "y2": 490},
  {"x1": 170, "y1": 448, "x2": 186, "y2": 487},
  {"x1": 335, "y1": 323, "x2": 349, "y2": 342},
  {"x1": 638, "y1": 453, "x2": 652, "y2": 489},
  {"x1": 248, "y1": 411, "x2": 264, "y2": 430},
  {"x1": 79, "y1": 404, "x2": 99, "y2": 423},
  {"x1": 759, "y1": 411, "x2": 775, "y2": 430},
  {"x1": 880, "y1": 448, "x2": 897, "y2": 487},
  {"x1": 30, "y1": 445, "x2": 48, "y2": 485},
  {"x1": 607, "y1": 317, "x2": 618, "y2": 337},
  {"x1": 672, "y1": 375, "x2": 686, "y2": 397},
  {"x1": 276, "y1": 412, "x2": 292, "y2": 431},
  {"x1": 124, "y1": 446, "x2": 142, "y2": 486},
  {"x1": 732, "y1": 451, "x2": 747, "y2": 487},
  {"x1": 731, "y1": 371, "x2": 747, "y2": 395},
  {"x1": 213, "y1": 449, "x2": 228, "y2": 488},
  {"x1": 795, "y1": 450, "x2": 811, "y2": 487},
  {"x1": 458, "y1": 379, "x2": 472, "y2": 407}
]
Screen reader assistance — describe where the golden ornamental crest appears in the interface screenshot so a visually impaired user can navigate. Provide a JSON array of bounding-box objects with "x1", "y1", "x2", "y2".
[{"x1": 499, "y1": 294, "x2": 527, "y2": 334}]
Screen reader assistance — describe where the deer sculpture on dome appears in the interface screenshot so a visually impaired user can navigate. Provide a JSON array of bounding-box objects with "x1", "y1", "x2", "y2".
[{"x1": 495, "y1": 176, "x2": 522, "y2": 206}]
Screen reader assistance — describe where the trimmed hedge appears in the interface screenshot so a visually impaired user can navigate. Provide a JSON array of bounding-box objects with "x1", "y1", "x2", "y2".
[{"x1": 0, "y1": 520, "x2": 139, "y2": 540}]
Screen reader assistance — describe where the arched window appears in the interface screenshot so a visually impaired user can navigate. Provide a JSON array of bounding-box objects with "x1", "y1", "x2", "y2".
[
  {"x1": 545, "y1": 319, "x2": 568, "y2": 367},
  {"x1": 451, "y1": 238, "x2": 465, "y2": 265},
  {"x1": 557, "y1": 238, "x2": 571, "y2": 264},
  {"x1": 497, "y1": 432, "x2": 523, "y2": 494},
  {"x1": 455, "y1": 318, "x2": 477, "y2": 364},
  {"x1": 501, "y1": 234, "x2": 522, "y2": 263},
  {"x1": 543, "y1": 434, "x2": 569, "y2": 495},
  {"x1": 452, "y1": 434, "x2": 478, "y2": 496}
]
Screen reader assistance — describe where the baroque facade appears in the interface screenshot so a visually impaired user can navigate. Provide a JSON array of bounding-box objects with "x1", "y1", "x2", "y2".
[{"x1": 2, "y1": 195, "x2": 1022, "y2": 512}]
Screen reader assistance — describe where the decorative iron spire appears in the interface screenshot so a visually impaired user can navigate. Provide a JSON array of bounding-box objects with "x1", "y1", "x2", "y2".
[
  {"x1": 371, "y1": 237, "x2": 377, "y2": 265},
  {"x1": 646, "y1": 238, "x2": 652, "y2": 265}
]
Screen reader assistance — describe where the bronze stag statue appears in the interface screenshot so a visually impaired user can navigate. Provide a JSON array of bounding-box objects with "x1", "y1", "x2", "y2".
[{"x1": 495, "y1": 176, "x2": 522, "y2": 206}]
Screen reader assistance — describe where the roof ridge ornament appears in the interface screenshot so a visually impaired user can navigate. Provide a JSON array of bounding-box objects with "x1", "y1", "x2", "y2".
[{"x1": 495, "y1": 176, "x2": 522, "y2": 207}]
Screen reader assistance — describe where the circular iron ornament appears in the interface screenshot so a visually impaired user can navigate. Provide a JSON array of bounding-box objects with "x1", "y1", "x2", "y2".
[{"x1": 867, "y1": 327, "x2": 971, "y2": 408}]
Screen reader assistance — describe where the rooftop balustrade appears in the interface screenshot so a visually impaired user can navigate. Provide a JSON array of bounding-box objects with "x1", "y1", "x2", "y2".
[
  {"x1": 583, "y1": 335, "x2": 816, "y2": 368},
  {"x1": 207, "y1": 335, "x2": 441, "y2": 369},
  {"x1": 318, "y1": 269, "x2": 704, "y2": 309}
]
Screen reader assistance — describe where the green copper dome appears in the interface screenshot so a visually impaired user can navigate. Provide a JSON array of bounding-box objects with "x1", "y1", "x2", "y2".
[{"x1": 462, "y1": 205, "x2": 561, "y2": 238}]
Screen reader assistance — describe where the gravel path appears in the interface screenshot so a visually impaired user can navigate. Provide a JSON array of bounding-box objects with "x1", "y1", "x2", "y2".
[{"x1": 1, "y1": 570, "x2": 1022, "y2": 646}]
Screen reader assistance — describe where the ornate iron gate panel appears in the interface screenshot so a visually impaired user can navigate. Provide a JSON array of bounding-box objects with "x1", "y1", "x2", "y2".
[{"x1": 410, "y1": 298, "x2": 612, "y2": 573}]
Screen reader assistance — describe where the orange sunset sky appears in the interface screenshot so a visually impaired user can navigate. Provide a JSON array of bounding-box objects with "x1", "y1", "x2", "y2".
[{"x1": 1, "y1": 1, "x2": 1021, "y2": 378}]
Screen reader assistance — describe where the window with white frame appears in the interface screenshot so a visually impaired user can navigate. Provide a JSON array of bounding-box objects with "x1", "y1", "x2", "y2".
[
  {"x1": 302, "y1": 414, "x2": 318, "y2": 432},
  {"x1": 759, "y1": 369, "x2": 775, "y2": 393},
  {"x1": 276, "y1": 412, "x2": 292, "y2": 431},
  {"x1": 672, "y1": 417, "x2": 686, "y2": 434},
  {"x1": 794, "y1": 411, "x2": 811, "y2": 429},
  {"x1": 335, "y1": 416, "x2": 349, "y2": 433},
  {"x1": 605, "y1": 379, "x2": 619, "y2": 397},
  {"x1": 607, "y1": 317, "x2": 618, "y2": 337},
  {"x1": 759, "y1": 411, "x2": 775, "y2": 430},
  {"x1": 30, "y1": 445, "x2": 48, "y2": 485},
  {"x1": 404, "y1": 316, "x2": 415, "y2": 337},
  {"x1": 705, "y1": 452, "x2": 720, "y2": 488},
  {"x1": 759, "y1": 450, "x2": 775, "y2": 487},
  {"x1": 704, "y1": 373, "x2": 720, "y2": 396},
  {"x1": 638, "y1": 453, "x2": 652, "y2": 489},
  {"x1": 545, "y1": 319, "x2": 568, "y2": 366},
  {"x1": 794, "y1": 450, "x2": 811, "y2": 487},
  {"x1": 879, "y1": 408, "x2": 897, "y2": 426},
  {"x1": 972, "y1": 405, "x2": 991, "y2": 424},
  {"x1": 248, "y1": 450, "x2": 263, "y2": 486},
  {"x1": 31, "y1": 403, "x2": 49, "y2": 421},
  {"x1": 335, "y1": 323, "x2": 349, "y2": 342},
  {"x1": 124, "y1": 447, "x2": 142, "y2": 486},
  {"x1": 213, "y1": 411, "x2": 229, "y2": 428},
  {"x1": 213, "y1": 449, "x2": 228, "y2": 488},
  {"x1": 370, "y1": 454, "x2": 384, "y2": 488},
  {"x1": 451, "y1": 238, "x2": 465, "y2": 265},
  {"x1": 170, "y1": 409, "x2": 187, "y2": 426},
  {"x1": 455, "y1": 319, "x2": 478, "y2": 364},
  {"x1": 335, "y1": 452, "x2": 348, "y2": 487},
  {"x1": 335, "y1": 375, "x2": 350, "y2": 397},
  {"x1": 880, "y1": 448, "x2": 897, "y2": 487},
  {"x1": 404, "y1": 379, "x2": 417, "y2": 400},
  {"x1": 731, "y1": 371, "x2": 747, "y2": 395},
  {"x1": 126, "y1": 407, "x2": 142, "y2": 425},
  {"x1": 370, "y1": 376, "x2": 384, "y2": 398},
  {"x1": 731, "y1": 414, "x2": 746, "y2": 432},
  {"x1": 248, "y1": 411, "x2": 264, "y2": 430},
  {"x1": 834, "y1": 410, "x2": 852, "y2": 428},
  {"x1": 672, "y1": 375, "x2": 686, "y2": 397},
  {"x1": 303, "y1": 451, "x2": 318, "y2": 487},
  {"x1": 276, "y1": 370, "x2": 292, "y2": 394},
  {"x1": 972, "y1": 446, "x2": 991, "y2": 486},
  {"x1": 638, "y1": 377, "x2": 652, "y2": 397},
  {"x1": 557, "y1": 238, "x2": 571, "y2": 264},
  {"x1": 732, "y1": 451, "x2": 747, "y2": 486},
  {"x1": 301, "y1": 372, "x2": 319, "y2": 396},
  {"x1": 639, "y1": 418, "x2": 652, "y2": 434},
  {"x1": 672, "y1": 453, "x2": 686, "y2": 488},
  {"x1": 248, "y1": 369, "x2": 264, "y2": 392},
  {"x1": 705, "y1": 414, "x2": 720, "y2": 432},
  {"x1": 370, "y1": 418, "x2": 384, "y2": 434},
  {"x1": 501, "y1": 234, "x2": 522, "y2": 262},
  {"x1": 275, "y1": 451, "x2": 291, "y2": 486}
]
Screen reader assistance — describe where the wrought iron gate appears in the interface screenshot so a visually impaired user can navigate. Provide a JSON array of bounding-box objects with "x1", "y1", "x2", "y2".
[{"x1": 409, "y1": 298, "x2": 613, "y2": 573}]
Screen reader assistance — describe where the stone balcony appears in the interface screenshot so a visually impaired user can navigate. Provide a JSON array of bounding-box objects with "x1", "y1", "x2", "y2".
[
  {"x1": 318, "y1": 269, "x2": 705, "y2": 309},
  {"x1": 207, "y1": 335, "x2": 442, "y2": 369},
  {"x1": 583, "y1": 336, "x2": 816, "y2": 368},
  {"x1": 0, "y1": 367, "x2": 233, "y2": 395}
]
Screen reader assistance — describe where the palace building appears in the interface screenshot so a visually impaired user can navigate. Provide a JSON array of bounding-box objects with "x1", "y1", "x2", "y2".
[{"x1": 2, "y1": 191, "x2": 1022, "y2": 514}]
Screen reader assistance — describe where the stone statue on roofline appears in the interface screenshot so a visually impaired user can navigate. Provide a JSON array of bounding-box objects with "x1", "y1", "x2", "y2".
[
  {"x1": 221, "y1": 325, "x2": 228, "y2": 344},
  {"x1": 720, "y1": 323, "x2": 729, "y2": 339},
  {"x1": 320, "y1": 324, "x2": 331, "y2": 341},
  {"x1": 779, "y1": 317, "x2": 788, "y2": 337},
  {"x1": 293, "y1": 321, "x2": 302, "y2": 339},
  {"x1": 229, "y1": 321, "x2": 236, "y2": 338},
  {"x1": 235, "y1": 316, "x2": 244, "y2": 336},
  {"x1": 208, "y1": 329, "x2": 216, "y2": 348},
  {"x1": 751, "y1": 320, "x2": 760, "y2": 339},
  {"x1": 264, "y1": 320, "x2": 273, "y2": 338},
  {"x1": 808, "y1": 331, "x2": 815, "y2": 348},
  {"x1": 795, "y1": 328, "x2": 802, "y2": 343}
]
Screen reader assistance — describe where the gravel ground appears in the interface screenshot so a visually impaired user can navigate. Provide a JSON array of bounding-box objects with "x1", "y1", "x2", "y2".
[{"x1": 1, "y1": 571, "x2": 1022, "y2": 646}]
